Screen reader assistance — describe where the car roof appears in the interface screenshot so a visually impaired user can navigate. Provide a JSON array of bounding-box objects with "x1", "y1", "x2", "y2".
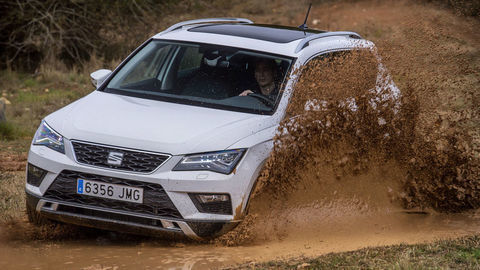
[
  {"x1": 188, "y1": 24, "x2": 326, "y2": 43},
  {"x1": 152, "y1": 19, "x2": 369, "y2": 57}
]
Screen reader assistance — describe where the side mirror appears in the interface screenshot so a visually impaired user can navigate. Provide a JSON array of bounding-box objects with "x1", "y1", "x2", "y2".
[{"x1": 90, "y1": 69, "x2": 112, "y2": 89}]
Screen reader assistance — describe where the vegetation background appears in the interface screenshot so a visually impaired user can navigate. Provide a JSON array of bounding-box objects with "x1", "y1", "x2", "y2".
[{"x1": 1, "y1": 0, "x2": 478, "y2": 72}]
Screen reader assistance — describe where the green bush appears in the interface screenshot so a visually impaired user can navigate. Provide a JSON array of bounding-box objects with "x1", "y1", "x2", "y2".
[{"x1": 0, "y1": 121, "x2": 17, "y2": 141}]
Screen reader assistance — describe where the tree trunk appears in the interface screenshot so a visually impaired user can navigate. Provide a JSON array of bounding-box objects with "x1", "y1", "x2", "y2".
[{"x1": 0, "y1": 99, "x2": 6, "y2": 123}]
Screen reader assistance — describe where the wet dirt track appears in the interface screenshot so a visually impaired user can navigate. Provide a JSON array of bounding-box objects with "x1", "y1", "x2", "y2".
[{"x1": 1, "y1": 210, "x2": 479, "y2": 269}]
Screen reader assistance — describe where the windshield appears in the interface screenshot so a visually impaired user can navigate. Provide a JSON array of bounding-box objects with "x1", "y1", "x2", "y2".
[{"x1": 104, "y1": 40, "x2": 293, "y2": 114}]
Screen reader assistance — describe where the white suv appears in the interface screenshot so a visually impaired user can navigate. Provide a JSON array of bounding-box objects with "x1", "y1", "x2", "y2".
[{"x1": 25, "y1": 18, "x2": 389, "y2": 239}]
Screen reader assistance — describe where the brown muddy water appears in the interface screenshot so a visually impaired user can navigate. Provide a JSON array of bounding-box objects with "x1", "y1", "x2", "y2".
[
  {"x1": 1, "y1": 210, "x2": 480, "y2": 269},
  {"x1": 1, "y1": 209, "x2": 479, "y2": 269}
]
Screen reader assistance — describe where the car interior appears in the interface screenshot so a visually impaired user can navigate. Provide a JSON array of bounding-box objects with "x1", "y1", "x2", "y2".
[{"x1": 113, "y1": 42, "x2": 291, "y2": 109}]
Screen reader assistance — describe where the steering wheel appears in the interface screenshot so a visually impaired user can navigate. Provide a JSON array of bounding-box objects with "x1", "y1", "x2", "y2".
[{"x1": 248, "y1": 93, "x2": 275, "y2": 107}]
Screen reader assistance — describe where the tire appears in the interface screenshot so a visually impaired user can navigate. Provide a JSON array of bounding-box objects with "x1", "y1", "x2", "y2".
[{"x1": 26, "y1": 199, "x2": 49, "y2": 226}]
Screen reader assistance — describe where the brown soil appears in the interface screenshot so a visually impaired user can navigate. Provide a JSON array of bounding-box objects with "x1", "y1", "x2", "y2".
[{"x1": 0, "y1": 152, "x2": 27, "y2": 171}]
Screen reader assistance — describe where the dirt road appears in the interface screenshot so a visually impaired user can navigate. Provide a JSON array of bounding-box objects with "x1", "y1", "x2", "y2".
[{"x1": 1, "y1": 208, "x2": 479, "y2": 269}]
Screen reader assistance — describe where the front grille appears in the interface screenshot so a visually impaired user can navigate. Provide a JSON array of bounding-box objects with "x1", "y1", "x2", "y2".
[
  {"x1": 44, "y1": 170, "x2": 182, "y2": 219},
  {"x1": 72, "y1": 141, "x2": 169, "y2": 173}
]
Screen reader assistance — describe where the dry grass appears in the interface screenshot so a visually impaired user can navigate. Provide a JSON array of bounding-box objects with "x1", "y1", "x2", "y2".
[
  {"x1": 0, "y1": 70, "x2": 90, "y2": 225},
  {"x1": 0, "y1": 171, "x2": 25, "y2": 223},
  {"x1": 0, "y1": 69, "x2": 92, "y2": 138},
  {"x1": 230, "y1": 235, "x2": 480, "y2": 269}
]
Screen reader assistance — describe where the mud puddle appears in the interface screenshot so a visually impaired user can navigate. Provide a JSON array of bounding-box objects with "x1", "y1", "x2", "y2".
[{"x1": 0, "y1": 209, "x2": 479, "y2": 270}]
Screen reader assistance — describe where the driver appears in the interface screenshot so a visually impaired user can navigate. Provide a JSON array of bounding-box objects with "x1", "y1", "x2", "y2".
[{"x1": 239, "y1": 59, "x2": 279, "y2": 101}]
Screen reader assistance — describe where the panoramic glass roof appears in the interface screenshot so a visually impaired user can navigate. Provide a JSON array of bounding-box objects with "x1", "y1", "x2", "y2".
[{"x1": 188, "y1": 24, "x2": 326, "y2": 43}]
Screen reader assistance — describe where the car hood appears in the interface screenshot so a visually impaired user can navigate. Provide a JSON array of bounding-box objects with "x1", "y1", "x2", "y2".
[{"x1": 45, "y1": 91, "x2": 273, "y2": 155}]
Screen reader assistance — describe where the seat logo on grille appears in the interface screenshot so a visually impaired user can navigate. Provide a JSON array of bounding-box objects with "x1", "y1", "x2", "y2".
[{"x1": 107, "y1": 152, "x2": 124, "y2": 166}]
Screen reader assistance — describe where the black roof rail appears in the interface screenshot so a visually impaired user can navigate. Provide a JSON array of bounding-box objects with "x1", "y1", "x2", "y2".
[
  {"x1": 295, "y1": 31, "x2": 362, "y2": 53},
  {"x1": 159, "y1": 18, "x2": 253, "y2": 35}
]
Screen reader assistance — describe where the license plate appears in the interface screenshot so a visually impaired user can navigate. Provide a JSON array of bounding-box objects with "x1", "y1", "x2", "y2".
[{"x1": 76, "y1": 179, "x2": 143, "y2": 204}]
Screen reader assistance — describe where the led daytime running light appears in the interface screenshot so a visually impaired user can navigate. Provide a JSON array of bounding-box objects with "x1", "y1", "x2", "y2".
[
  {"x1": 173, "y1": 149, "x2": 245, "y2": 174},
  {"x1": 33, "y1": 121, "x2": 65, "y2": 154}
]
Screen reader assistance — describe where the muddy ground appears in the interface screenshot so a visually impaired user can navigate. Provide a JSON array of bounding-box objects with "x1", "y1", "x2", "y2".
[{"x1": 0, "y1": 0, "x2": 479, "y2": 269}]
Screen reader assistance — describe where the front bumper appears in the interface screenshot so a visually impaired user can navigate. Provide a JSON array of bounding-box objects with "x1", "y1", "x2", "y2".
[
  {"x1": 26, "y1": 190, "x2": 237, "y2": 239},
  {"x1": 25, "y1": 138, "x2": 271, "y2": 238}
]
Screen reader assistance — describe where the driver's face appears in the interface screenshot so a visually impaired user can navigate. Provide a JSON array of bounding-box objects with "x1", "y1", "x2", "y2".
[{"x1": 254, "y1": 62, "x2": 274, "y2": 87}]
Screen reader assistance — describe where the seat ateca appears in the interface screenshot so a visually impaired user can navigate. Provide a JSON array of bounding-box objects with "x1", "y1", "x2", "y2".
[{"x1": 25, "y1": 17, "x2": 398, "y2": 238}]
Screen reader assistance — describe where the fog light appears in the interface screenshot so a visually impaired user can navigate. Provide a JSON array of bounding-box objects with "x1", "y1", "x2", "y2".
[
  {"x1": 27, "y1": 163, "x2": 47, "y2": 187},
  {"x1": 197, "y1": 194, "x2": 229, "y2": 203},
  {"x1": 189, "y1": 193, "x2": 232, "y2": 215}
]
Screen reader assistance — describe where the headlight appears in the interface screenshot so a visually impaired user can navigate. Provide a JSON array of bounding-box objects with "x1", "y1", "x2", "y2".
[
  {"x1": 173, "y1": 149, "x2": 245, "y2": 174},
  {"x1": 33, "y1": 121, "x2": 65, "y2": 154}
]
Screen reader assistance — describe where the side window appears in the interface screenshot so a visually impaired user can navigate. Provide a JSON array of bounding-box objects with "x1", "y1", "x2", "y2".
[
  {"x1": 178, "y1": 46, "x2": 202, "y2": 72},
  {"x1": 120, "y1": 44, "x2": 172, "y2": 85}
]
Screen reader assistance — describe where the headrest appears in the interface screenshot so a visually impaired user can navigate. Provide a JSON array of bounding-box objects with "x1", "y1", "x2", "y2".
[
  {"x1": 203, "y1": 51, "x2": 229, "y2": 68},
  {"x1": 204, "y1": 55, "x2": 221, "y2": 67}
]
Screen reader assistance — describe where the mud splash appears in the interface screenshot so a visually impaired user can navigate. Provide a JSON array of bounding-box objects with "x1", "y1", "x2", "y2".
[
  {"x1": 217, "y1": 0, "x2": 479, "y2": 245},
  {"x1": 216, "y1": 49, "x2": 407, "y2": 245},
  {"x1": 338, "y1": 0, "x2": 479, "y2": 212}
]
